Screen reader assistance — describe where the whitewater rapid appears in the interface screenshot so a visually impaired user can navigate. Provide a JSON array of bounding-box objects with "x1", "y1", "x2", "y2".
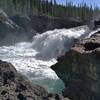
[{"x1": 0, "y1": 25, "x2": 91, "y2": 93}]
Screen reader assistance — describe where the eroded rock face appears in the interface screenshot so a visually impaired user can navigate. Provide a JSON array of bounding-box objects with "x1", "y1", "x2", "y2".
[
  {"x1": 51, "y1": 32, "x2": 100, "y2": 100},
  {"x1": 0, "y1": 60, "x2": 48, "y2": 100},
  {"x1": 29, "y1": 15, "x2": 84, "y2": 33},
  {"x1": 0, "y1": 9, "x2": 85, "y2": 45},
  {"x1": 0, "y1": 9, "x2": 18, "y2": 30}
]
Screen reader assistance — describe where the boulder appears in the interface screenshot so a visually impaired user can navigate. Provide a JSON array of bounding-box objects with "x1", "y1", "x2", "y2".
[
  {"x1": 0, "y1": 60, "x2": 48, "y2": 100},
  {"x1": 51, "y1": 31, "x2": 100, "y2": 100},
  {"x1": 0, "y1": 60, "x2": 70, "y2": 100}
]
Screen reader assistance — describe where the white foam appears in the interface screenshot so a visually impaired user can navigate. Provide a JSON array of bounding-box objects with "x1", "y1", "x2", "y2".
[
  {"x1": 0, "y1": 25, "x2": 90, "y2": 93},
  {"x1": 32, "y1": 25, "x2": 89, "y2": 60}
]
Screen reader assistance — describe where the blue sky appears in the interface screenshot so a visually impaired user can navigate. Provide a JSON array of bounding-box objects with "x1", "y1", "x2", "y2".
[{"x1": 56, "y1": 0, "x2": 100, "y2": 7}]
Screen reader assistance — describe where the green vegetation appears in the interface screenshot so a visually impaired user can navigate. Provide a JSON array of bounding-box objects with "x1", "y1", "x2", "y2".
[{"x1": 0, "y1": 0, "x2": 100, "y2": 20}]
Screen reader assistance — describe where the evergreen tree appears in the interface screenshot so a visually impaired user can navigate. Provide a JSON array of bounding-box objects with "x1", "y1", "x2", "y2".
[{"x1": 0, "y1": 0, "x2": 99, "y2": 20}]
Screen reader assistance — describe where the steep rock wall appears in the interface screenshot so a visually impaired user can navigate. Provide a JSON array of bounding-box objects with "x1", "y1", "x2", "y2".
[{"x1": 51, "y1": 32, "x2": 100, "y2": 100}]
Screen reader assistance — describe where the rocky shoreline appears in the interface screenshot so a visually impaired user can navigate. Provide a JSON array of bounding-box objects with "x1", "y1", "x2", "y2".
[
  {"x1": 0, "y1": 60, "x2": 48, "y2": 100},
  {"x1": 51, "y1": 31, "x2": 100, "y2": 100},
  {"x1": 0, "y1": 60, "x2": 69, "y2": 100}
]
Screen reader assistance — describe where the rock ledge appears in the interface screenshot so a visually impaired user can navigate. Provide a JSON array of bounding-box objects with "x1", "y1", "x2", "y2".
[{"x1": 51, "y1": 31, "x2": 100, "y2": 100}]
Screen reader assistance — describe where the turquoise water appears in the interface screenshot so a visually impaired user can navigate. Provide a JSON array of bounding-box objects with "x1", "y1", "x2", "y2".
[{"x1": 31, "y1": 78, "x2": 65, "y2": 94}]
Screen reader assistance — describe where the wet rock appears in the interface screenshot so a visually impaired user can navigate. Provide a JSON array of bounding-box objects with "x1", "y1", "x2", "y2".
[
  {"x1": 51, "y1": 32, "x2": 100, "y2": 100},
  {"x1": 94, "y1": 19, "x2": 100, "y2": 29},
  {"x1": 0, "y1": 60, "x2": 48, "y2": 100},
  {"x1": 0, "y1": 60, "x2": 70, "y2": 100},
  {"x1": 0, "y1": 9, "x2": 18, "y2": 30}
]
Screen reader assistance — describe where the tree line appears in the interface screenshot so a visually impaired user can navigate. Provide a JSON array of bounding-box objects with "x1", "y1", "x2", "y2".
[{"x1": 0, "y1": 0, "x2": 100, "y2": 20}]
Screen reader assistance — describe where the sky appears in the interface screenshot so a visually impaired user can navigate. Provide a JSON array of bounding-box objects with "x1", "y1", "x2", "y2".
[{"x1": 56, "y1": 0, "x2": 100, "y2": 8}]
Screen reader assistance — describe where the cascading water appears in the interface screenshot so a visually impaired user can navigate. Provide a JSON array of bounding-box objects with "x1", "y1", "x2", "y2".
[{"x1": 0, "y1": 25, "x2": 91, "y2": 93}]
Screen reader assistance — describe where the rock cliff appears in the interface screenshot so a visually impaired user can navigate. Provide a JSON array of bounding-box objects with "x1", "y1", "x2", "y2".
[
  {"x1": 0, "y1": 9, "x2": 84, "y2": 45},
  {"x1": 51, "y1": 31, "x2": 100, "y2": 100},
  {"x1": 0, "y1": 9, "x2": 18, "y2": 30}
]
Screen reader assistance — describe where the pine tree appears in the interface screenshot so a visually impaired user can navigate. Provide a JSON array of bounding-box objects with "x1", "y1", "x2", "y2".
[{"x1": 0, "y1": 0, "x2": 98, "y2": 20}]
